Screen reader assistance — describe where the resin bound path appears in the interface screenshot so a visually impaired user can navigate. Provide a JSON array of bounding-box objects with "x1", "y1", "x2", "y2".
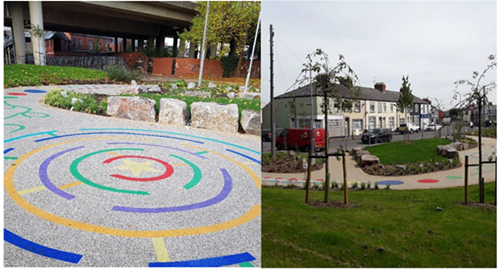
[
  {"x1": 262, "y1": 137, "x2": 496, "y2": 190},
  {"x1": 4, "y1": 85, "x2": 261, "y2": 267}
]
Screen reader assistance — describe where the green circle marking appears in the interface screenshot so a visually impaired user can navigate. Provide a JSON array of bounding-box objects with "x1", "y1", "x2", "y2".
[
  {"x1": 445, "y1": 176, "x2": 463, "y2": 180},
  {"x1": 70, "y1": 148, "x2": 150, "y2": 195}
]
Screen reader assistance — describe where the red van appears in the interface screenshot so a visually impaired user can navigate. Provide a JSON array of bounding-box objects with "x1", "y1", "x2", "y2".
[{"x1": 276, "y1": 128, "x2": 326, "y2": 152}]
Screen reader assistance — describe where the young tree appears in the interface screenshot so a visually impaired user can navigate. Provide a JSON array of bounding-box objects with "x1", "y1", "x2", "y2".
[
  {"x1": 454, "y1": 54, "x2": 496, "y2": 203},
  {"x1": 179, "y1": 1, "x2": 260, "y2": 75},
  {"x1": 299, "y1": 49, "x2": 360, "y2": 204},
  {"x1": 396, "y1": 76, "x2": 414, "y2": 143}
]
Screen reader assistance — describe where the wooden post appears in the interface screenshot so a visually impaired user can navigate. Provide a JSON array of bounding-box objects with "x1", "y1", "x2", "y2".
[
  {"x1": 465, "y1": 155, "x2": 469, "y2": 204},
  {"x1": 343, "y1": 150, "x2": 348, "y2": 205},
  {"x1": 305, "y1": 150, "x2": 312, "y2": 203}
]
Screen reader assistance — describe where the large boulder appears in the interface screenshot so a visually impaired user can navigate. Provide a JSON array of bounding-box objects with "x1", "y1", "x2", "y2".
[
  {"x1": 158, "y1": 98, "x2": 188, "y2": 126},
  {"x1": 236, "y1": 92, "x2": 261, "y2": 100},
  {"x1": 116, "y1": 85, "x2": 146, "y2": 95},
  {"x1": 240, "y1": 109, "x2": 260, "y2": 135},
  {"x1": 106, "y1": 97, "x2": 156, "y2": 122},
  {"x1": 187, "y1": 82, "x2": 196, "y2": 89},
  {"x1": 445, "y1": 148, "x2": 459, "y2": 158},
  {"x1": 437, "y1": 145, "x2": 452, "y2": 156},
  {"x1": 181, "y1": 91, "x2": 211, "y2": 98},
  {"x1": 356, "y1": 150, "x2": 371, "y2": 159},
  {"x1": 191, "y1": 102, "x2": 239, "y2": 133},
  {"x1": 360, "y1": 155, "x2": 380, "y2": 167},
  {"x1": 147, "y1": 85, "x2": 162, "y2": 93}
]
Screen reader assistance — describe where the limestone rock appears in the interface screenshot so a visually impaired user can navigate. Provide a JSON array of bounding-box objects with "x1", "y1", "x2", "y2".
[
  {"x1": 227, "y1": 92, "x2": 235, "y2": 99},
  {"x1": 187, "y1": 82, "x2": 196, "y2": 89},
  {"x1": 60, "y1": 91, "x2": 68, "y2": 97},
  {"x1": 236, "y1": 92, "x2": 261, "y2": 100},
  {"x1": 116, "y1": 85, "x2": 142, "y2": 95},
  {"x1": 360, "y1": 155, "x2": 380, "y2": 167},
  {"x1": 106, "y1": 96, "x2": 156, "y2": 122},
  {"x1": 147, "y1": 85, "x2": 162, "y2": 93},
  {"x1": 71, "y1": 98, "x2": 83, "y2": 105},
  {"x1": 240, "y1": 109, "x2": 260, "y2": 135},
  {"x1": 131, "y1": 80, "x2": 138, "y2": 86},
  {"x1": 239, "y1": 86, "x2": 245, "y2": 92},
  {"x1": 437, "y1": 145, "x2": 452, "y2": 156},
  {"x1": 208, "y1": 82, "x2": 216, "y2": 88},
  {"x1": 356, "y1": 150, "x2": 370, "y2": 159},
  {"x1": 182, "y1": 91, "x2": 211, "y2": 98},
  {"x1": 158, "y1": 98, "x2": 188, "y2": 126},
  {"x1": 226, "y1": 86, "x2": 233, "y2": 92},
  {"x1": 445, "y1": 148, "x2": 459, "y2": 158},
  {"x1": 396, "y1": 165, "x2": 406, "y2": 170},
  {"x1": 190, "y1": 102, "x2": 239, "y2": 133},
  {"x1": 171, "y1": 83, "x2": 178, "y2": 90}
]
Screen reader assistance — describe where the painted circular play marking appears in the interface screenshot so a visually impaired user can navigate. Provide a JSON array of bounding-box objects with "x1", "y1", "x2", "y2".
[
  {"x1": 377, "y1": 180, "x2": 404, "y2": 186},
  {"x1": 7, "y1": 92, "x2": 27, "y2": 96},
  {"x1": 4, "y1": 127, "x2": 261, "y2": 266},
  {"x1": 24, "y1": 89, "x2": 47, "y2": 93},
  {"x1": 417, "y1": 179, "x2": 439, "y2": 183},
  {"x1": 445, "y1": 176, "x2": 463, "y2": 180}
]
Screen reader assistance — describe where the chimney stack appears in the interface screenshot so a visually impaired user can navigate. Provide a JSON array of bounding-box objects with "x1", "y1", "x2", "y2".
[
  {"x1": 374, "y1": 82, "x2": 386, "y2": 93},
  {"x1": 423, "y1": 98, "x2": 431, "y2": 104}
]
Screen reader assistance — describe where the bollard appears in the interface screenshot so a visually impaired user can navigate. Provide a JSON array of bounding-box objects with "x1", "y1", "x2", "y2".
[{"x1": 464, "y1": 155, "x2": 469, "y2": 204}]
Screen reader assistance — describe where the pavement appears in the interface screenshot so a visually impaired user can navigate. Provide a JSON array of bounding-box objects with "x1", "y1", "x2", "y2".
[
  {"x1": 3, "y1": 85, "x2": 261, "y2": 267},
  {"x1": 262, "y1": 136, "x2": 496, "y2": 190}
]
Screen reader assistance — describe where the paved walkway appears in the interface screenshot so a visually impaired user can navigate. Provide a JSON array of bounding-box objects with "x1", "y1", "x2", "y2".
[
  {"x1": 4, "y1": 85, "x2": 261, "y2": 267},
  {"x1": 262, "y1": 137, "x2": 496, "y2": 190}
]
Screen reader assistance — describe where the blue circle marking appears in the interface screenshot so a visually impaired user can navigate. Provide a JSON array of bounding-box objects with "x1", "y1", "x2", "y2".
[
  {"x1": 377, "y1": 180, "x2": 404, "y2": 186},
  {"x1": 24, "y1": 89, "x2": 47, "y2": 93}
]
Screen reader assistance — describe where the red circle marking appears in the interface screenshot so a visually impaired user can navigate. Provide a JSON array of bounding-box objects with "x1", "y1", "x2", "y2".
[
  {"x1": 417, "y1": 179, "x2": 439, "y2": 184},
  {"x1": 317, "y1": 179, "x2": 324, "y2": 182},
  {"x1": 276, "y1": 177, "x2": 283, "y2": 180},
  {"x1": 264, "y1": 176, "x2": 271, "y2": 179},
  {"x1": 102, "y1": 155, "x2": 174, "y2": 182},
  {"x1": 289, "y1": 178, "x2": 297, "y2": 181},
  {"x1": 7, "y1": 93, "x2": 27, "y2": 96}
]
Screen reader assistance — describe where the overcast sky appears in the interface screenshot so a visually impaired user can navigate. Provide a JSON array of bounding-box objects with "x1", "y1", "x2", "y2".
[{"x1": 261, "y1": 1, "x2": 497, "y2": 110}]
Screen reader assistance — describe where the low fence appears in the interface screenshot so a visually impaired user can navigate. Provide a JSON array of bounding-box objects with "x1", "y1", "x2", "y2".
[{"x1": 46, "y1": 56, "x2": 124, "y2": 69}]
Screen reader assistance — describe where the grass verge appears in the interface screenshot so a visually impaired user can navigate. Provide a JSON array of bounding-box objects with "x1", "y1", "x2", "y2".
[
  {"x1": 4, "y1": 64, "x2": 107, "y2": 88},
  {"x1": 262, "y1": 183, "x2": 496, "y2": 267},
  {"x1": 365, "y1": 138, "x2": 450, "y2": 165}
]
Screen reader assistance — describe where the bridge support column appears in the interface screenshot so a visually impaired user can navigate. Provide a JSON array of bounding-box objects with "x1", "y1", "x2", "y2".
[
  {"x1": 138, "y1": 39, "x2": 144, "y2": 52},
  {"x1": 10, "y1": 2, "x2": 26, "y2": 64},
  {"x1": 122, "y1": 38, "x2": 127, "y2": 52},
  {"x1": 156, "y1": 35, "x2": 164, "y2": 50},
  {"x1": 29, "y1": 1, "x2": 45, "y2": 65},
  {"x1": 173, "y1": 35, "x2": 178, "y2": 57},
  {"x1": 114, "y1": 37, "x2": 118, "y2": 52}
]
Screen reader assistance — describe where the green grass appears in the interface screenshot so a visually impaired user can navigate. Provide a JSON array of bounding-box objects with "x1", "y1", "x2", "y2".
[
  {"x1": 4, "y1": 64, "x2": 107, "y2": 88},
  {"x1": 262, "y1": 184, "x2": 496, "y2": 267},
  {"x1": 126, "y1": 93, "x2": 260, "y2": 120},
  {"x1": 466, "y1": 127, "x2": 497, "y2": 138},
  {"x1": 365, "y1": 138, "x2": 450, "y2": 165}
]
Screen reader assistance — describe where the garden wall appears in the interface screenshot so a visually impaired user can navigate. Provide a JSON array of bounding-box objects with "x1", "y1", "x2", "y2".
[{"x1": 151, "y1": 58, "x2": 261, "y2": 78}]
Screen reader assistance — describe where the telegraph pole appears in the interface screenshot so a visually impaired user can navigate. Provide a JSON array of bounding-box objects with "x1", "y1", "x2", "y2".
[
  {"x1": 198, "y1": 1, "x2": 210, "y2": 87},
  {"x1": 270, "y1": 24, "x2": 276, "y2": 158}
]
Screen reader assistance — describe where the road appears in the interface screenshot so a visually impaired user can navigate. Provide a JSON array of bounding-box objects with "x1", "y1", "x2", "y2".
[
  {"x1": 4, "y1": 85, "x2": 261, "y2": 267},
  {"x1": 262, "y1": 125, "x2": 477, "y2": 154}
]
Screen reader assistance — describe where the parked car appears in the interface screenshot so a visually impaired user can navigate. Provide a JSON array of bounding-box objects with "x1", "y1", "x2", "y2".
[
  {"x1": 425, "y1": 123, "x2": 442, "y2": 131},
  {"x1": 261, "y1": 129, "x2": 273, "y2": 142},
  {"x1": 275, "y1": 128, "x2": 326, "y2": 152},
  {"x1": 361, "y1": 128, "x2": 392, "y2": 144},
  {"x1": 396, "y1": 123, "x2": 420, "y2": 134},
  {"x1": 485, "y1": 120, "x2": 496, "y2": 127}
]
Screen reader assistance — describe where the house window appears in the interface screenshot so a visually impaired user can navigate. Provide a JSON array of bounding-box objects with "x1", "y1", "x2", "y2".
[
  {"x1": 414, "y1": 104, "x2": 420, "y2": 113},
  {"x1": 354, "y1": 101, "x2": 360, "y2": 113},
  {"x1": 78, "y1": 39, "x2": 82, "y2": 50},
  {"x1": 391, "y1": 103, "x2": 394, "y2": 112},
  {"x1": 89, "y1": 40, "x2": 92, "y2": 50},
  {"x1": 400, "y1": 118, "x2": 405, "y2": 125},
  {"x1": 370, "y1": 102, "x2": 375, "y2": 113},
  {"x1": 389, "y1": 117, "x2": 395, "y2": 129},
  {"x1": 378, "y1": 102, "x2": 382, "y2": 113},
  {"x1": 353, "y1": 119, "x2": 363, "y2": 131},
  {"x1": 383, "y1": 103, "x2": 387, "y2": 112},
  {"x1": 329, "y1": 120, "x2": 339, "y2": 126},
  {"x1": 369, "y1": 117, "x2": 376, "y2": 130}
]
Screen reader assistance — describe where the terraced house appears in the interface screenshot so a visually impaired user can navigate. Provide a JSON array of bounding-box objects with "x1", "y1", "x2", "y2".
[{"x1": 262, "y1": 82, "x2": 431, "y2": 137}]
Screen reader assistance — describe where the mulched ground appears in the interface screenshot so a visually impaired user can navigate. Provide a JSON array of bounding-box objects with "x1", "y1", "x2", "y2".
[
  {"x1": 463, "y1": 202, "x2": 496, "y2": 210},
  {"x1": 262, "y1": 158, "x2": 324, "y2": 173}
]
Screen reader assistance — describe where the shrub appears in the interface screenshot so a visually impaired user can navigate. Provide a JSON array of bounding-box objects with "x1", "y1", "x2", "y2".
[
  {"x1": 340, "y1": 182, "x2": 344, "y2": 190},
  {"x1": 385, "y1": 184, "x2": 391, "y2": 190},
  {"x1": 352, "y1": 182, "x2": 358, "y2": 189},
  {"x1": 220, "y1": 55, "x2": 239, "y2": 78},
  {"x1": 375, "y1": 181, "x2": 379, "y2": 190},
  {"x1": 360, "y1": 182, "x2": 366, "y2": 190},
  {"x1": 99, "y1": 100, "x2": 107, "y2": 113},
  {"x1": 367, "y1": 181, "x2": 371, "y2": 189},
  {"x1": 332, "y1": 181, "x2": 339, "y2": 189},
  {"x1": 322, "y1": 181, "x2": 329, "y2": 190},
  {"x1": 105, "y1": 64, "x2": 140, "y2": 82}
]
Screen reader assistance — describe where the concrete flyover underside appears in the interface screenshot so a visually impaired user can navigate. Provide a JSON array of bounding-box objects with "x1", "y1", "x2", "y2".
[{"x1": 4, "y1": 1, "x2": 198, "y2": 39}]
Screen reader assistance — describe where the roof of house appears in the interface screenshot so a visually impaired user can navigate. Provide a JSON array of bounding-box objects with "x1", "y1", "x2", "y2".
[
  {"x1": 275, "y1": 83, "x2": 429, "y2": 104},
  {"x1": 44, "y1": 31, "x2": 71, "y2": 41}
]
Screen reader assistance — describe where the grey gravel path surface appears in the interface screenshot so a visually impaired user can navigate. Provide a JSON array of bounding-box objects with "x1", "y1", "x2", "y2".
[{"x1": 4, "y1": 85, "x2": 261, "y2": 267}]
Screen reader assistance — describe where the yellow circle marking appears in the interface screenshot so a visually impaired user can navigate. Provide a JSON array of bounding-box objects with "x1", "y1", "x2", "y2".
[{"x1": 4, "y1": 136, "x2": 260, "y2": 238}]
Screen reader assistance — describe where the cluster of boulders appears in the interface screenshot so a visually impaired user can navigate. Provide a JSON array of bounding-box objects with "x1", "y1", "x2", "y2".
[
  {"x1": 172, "y1": 82, "x2": 261, "y2": 100},
  {"x1": 116, "y1": 80, "x2": 162, "y2": 95},
  {"x1": 106, "y1": 96, "x2": 260, "y2": 135},
  {"x1": 352, "y1": 148, "x2": 380, "y2": 167},
  {"x1": 436, "y1": 141, "x2": 469, "y2": 158}
]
